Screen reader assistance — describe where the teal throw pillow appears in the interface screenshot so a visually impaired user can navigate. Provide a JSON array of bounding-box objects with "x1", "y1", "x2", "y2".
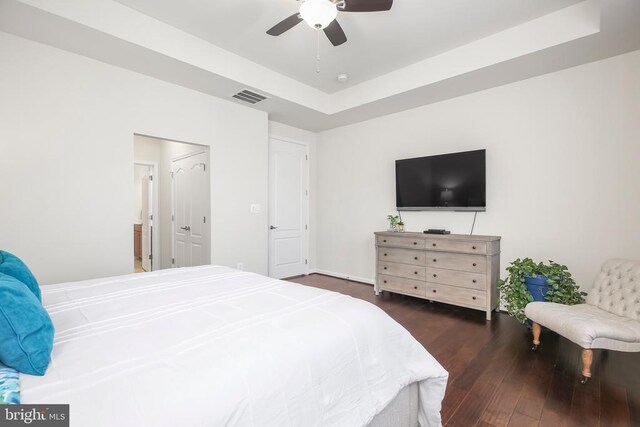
[
  {"x1": 0, "y1": 250, "x2": 41, "y2": 301},
  {"x1": 0, "y1": 273, "x2": 54, "y2": 376}
]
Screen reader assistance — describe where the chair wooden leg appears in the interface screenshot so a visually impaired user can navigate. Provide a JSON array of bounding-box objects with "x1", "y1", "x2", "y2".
[
  {"x1": 581, "y1": 349, "x2": 593, "y2": 384},
  {"x1": 531, "y1": 322, "x2": 541, "y2": 351}
]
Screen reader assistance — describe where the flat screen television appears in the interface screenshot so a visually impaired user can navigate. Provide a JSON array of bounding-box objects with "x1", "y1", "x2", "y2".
[{"x1": 395, "y1": 149, "x2": 486, "y2": 211}]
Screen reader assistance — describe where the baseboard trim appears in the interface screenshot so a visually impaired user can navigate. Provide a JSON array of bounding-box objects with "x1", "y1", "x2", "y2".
[{"x1": 311, "y1": 269, "x2": 375, "y2": 286}]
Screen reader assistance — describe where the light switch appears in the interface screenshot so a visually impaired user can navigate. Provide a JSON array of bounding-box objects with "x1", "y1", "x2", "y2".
[{"x1": 250, "y1": 204, "x2": 261, "y2": 214}]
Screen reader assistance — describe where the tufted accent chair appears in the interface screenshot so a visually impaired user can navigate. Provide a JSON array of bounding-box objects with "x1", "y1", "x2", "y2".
[{"x1": 524, "y1": 259, "x2": 640, "y2": 384}]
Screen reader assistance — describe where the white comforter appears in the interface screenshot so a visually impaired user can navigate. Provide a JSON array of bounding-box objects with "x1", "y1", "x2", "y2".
[{"x1": 21, "y1": 266, "x2": 448, "y2": 427}]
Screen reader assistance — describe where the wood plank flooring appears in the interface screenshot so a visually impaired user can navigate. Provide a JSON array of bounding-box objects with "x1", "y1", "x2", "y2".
[{"x1": 288, "y1": 274, "x2": 640, "y2": 427}]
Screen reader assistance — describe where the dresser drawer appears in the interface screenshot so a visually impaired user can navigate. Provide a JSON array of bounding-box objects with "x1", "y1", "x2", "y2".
[
  {"x1": 427, "y1": 268, "x2": 486, "y2": 290},
  {"x1": 427, "y1": 252, "x2": 486, "y2": 273},
  {"x1": 425, "y1": 239, "x2": 487, "y2": 255},
  {"x1": 377, "y1": 235, "x2": 427, "y2": 250},
  {"x1": 426, "y1": 283, "x2": 486, "y2": 309},
  {"x1": 378, "y1": 275, "x2": 426, "y2": 298},
  {"x1": 379, "y1": 262, "x2": 426, "y2": 280},
  {"x1": 378, "y1": 248, "x2": 426, "y2": 266}
]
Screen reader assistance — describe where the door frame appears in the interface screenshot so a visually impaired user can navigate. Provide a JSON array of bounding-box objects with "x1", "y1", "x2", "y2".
[
  {"x1": 134, "y1": 161, "x2": 159, "y2": 271},
  {"x1": 170, "y1": 149, "x2": 211, "y2": 268},
  {"x1": 268, "y1": 136, "x2": 310, "y2": 278}
]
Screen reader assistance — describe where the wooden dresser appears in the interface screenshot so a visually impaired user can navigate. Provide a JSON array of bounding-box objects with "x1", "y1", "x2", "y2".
[{"x1": 374, "y1": 231, "x2": 501, "y2": 320}]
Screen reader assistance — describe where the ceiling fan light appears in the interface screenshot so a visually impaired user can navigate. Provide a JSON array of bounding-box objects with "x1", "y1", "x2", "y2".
[{"x1": 300, "y1": 0, "x2": 338, "y2": 30}]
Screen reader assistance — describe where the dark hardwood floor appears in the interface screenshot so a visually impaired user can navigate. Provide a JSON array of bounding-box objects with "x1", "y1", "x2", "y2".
[{"x1": 288, "y1": 274, "x2": 640, "y2": 427}]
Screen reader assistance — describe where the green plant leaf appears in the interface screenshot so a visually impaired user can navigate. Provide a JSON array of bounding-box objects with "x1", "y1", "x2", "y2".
[{"x1": 497, "y1": 257, "x2": 585, "y2": 324}]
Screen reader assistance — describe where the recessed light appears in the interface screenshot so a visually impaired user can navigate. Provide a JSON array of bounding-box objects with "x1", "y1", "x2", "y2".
[{"x1": 337, "y1": 73, "x2": 349, "y2": 83}]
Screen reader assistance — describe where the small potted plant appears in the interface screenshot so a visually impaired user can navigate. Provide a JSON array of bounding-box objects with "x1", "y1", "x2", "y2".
[
  {"x1": 498, "y1": 258, "x2": 586, "y2": 324},
  {"x1": 386, "y1": 215, "x2": 400, "y2": 232},
  {"x1": 397, "y1": 220, "x2": 405, "y2": 232}
]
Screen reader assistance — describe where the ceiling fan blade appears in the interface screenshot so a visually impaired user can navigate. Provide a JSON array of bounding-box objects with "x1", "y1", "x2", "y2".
[
  {"x1": 323, "y1": 20, "x2": 347, "y2": 46},
  {"x1": 339, "y1": 0, "x2": 393, "y2": 12},
  {"x1": 266, "y1": 13, "x2": 303, "y2": 36}
]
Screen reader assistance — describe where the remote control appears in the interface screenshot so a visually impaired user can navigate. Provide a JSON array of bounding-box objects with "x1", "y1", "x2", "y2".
[{"x1": 423, "y1": 229, "x2": 451, "y2": 235}]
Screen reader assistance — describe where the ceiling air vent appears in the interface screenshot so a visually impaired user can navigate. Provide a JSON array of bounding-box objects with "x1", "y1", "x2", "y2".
[{"x1": 232, "y1": 89, "x2": 268, "y2": 105}]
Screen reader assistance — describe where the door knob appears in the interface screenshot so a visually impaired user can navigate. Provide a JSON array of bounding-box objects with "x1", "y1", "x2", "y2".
[
  {"x1": 270, "y1": 225, "x2": 278, "y2": 230},
  {"x1": 180, "y1": 226, "x2": 191, "y2": 231}
]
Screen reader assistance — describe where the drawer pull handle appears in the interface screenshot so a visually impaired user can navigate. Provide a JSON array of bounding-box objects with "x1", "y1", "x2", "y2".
[
  {"x1": 383, "y1": 280, "x2": 387, "y2": 283},
  {"x1": 472, "y1": 279, "x2": 477, "y2": 283},
  {"x1": 414, "y1": 256, "x2": 418, "y2": 260},
  {"x1": 433, "y1": 259, "x2": 437, "y2": 262},
  {"x1": 433, "y1": 274, "x2": 437, "y2": 278},
  {"x1": 413, "y1": 242, "x2": 417, "y2": 245},
  {"x1": 383, "y1": 239, "x2": 387, "y2": 242},
  {"x1": 472, "y1": 296, "x2": 477, "y2": 300},
  {"x1": 472, "y1": 263, "x2": 477, "y2": 267},
  {"x1": 413, "y1": 286, "x2": 418, "y2": 290},
  {"x1": 432, "y1": 243, "x2": 436, "y2": 247},
  {"x1": 384, "y1": 253, "x2": 387, "y2": 256},
  {"x1": 384, "y1": 267, "x2": 387, "y2": 270},
  {"x1": 414, "y1": 271, "x2": 418, "y2": 275},
  {"x1": 472, "y1": 246, "x2": 476, "y2": 250},
  {"x1": 432, "y1": 290, "x2": 437, "y2": 293}
]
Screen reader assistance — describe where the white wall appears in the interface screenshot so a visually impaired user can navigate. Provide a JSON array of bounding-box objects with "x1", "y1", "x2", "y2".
[
  {"x1": 316, "y1": 50, "x2": 640, "y2": 289},
  {"x1": 0, "y1": 32, "x2": 268, "y2": 284},
  {"x1": 268, "y1": 121, "x2": 318, "y2": 271},
  {"x1": 2, "y1": 28, "x2": 638, "y2": 289},
  {"x1": 134, "y1": 135, "x2": 162, "y2": 177}
]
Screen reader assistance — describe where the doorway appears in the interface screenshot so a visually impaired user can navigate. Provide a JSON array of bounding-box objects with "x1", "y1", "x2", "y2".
[
  {"x1": 268, "y1": 137, "x2": 309, "y2": 279},
  {"x1": 133, "y1": 135, "x2": 211, "y2": 272},
  {"x1": 133, "y1": 163, "x2": 156, "y2": 272}
]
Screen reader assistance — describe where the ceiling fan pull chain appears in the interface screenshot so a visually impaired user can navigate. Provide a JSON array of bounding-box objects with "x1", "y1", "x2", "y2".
[{"x1": 316, "y1": 30, "x2": 321, "y2": 73}]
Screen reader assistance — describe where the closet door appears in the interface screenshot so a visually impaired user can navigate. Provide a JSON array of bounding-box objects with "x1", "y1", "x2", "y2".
[{"x1": 172, "y1": 151, "x2": 209, "y2": 268}]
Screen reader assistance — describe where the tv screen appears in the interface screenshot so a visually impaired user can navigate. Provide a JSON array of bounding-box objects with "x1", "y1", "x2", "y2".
[{"x1": 395, "y1": 149, "x2": 486, "y2": 211}]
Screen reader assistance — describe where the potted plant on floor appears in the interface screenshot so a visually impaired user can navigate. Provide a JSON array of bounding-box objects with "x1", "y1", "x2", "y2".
[{"x1": 498, "y1": 258, "x2": 586, "y2": 324}]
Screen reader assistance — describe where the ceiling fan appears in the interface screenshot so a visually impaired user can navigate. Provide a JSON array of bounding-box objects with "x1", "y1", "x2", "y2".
[{"x1": 266, "y1": 0, "x2": 393, "y2": 47}]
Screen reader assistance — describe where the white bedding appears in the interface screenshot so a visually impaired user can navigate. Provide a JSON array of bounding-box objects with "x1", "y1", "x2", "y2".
[{"x1": 21, "y1": 266, "x2": 448, "y2": 426}]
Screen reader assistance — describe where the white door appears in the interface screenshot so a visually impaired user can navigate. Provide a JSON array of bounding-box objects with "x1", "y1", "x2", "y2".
[
  {"x1": 268, "y1": 138, "x2": 308, "y2": 279},
  {"x1": 172, "y1": 151, "x2": 209, "y2": 268},
  {"x1": 141, "y1": 167, "x2": 152, "y2": 272}
]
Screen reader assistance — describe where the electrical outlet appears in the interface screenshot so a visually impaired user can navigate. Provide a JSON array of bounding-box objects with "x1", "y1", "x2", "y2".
[
  {"x1": 236, "y1": 262, "x2": 244, "y2": 271},
  {"x1": 250, "y1": 204, "x2": 261, "y2": 214}
]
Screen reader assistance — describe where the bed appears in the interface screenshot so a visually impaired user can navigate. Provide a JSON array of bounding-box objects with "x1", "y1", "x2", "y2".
[{"x1": 20, "y1": 266, "x2": 448, "y2": 426}]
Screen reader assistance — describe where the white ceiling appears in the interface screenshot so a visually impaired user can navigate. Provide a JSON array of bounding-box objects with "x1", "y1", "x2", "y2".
[
  {"x1": 113, "y1": 0, "x2": 582, "y2": 93},
  {"x1": 2, "y1": 0, "x2": 640, "y2": 131}
]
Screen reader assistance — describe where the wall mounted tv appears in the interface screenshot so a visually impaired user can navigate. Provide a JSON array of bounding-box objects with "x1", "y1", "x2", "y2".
[{"x1": 396, "y1": 149, "x2": 486, "y2": 211}]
